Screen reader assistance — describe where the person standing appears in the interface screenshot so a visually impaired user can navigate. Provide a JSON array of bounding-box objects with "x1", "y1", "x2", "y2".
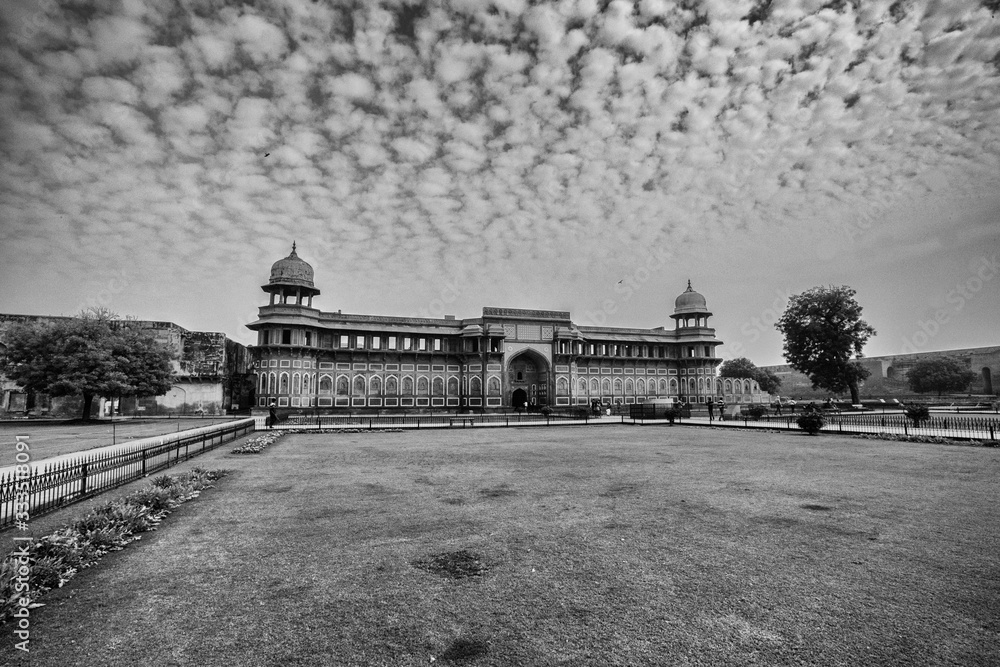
[
  {"x1": 707, "y1": 399, "x2": 715, "y2": 421},
  {"x1": 268, "y1": 402, "x2": 277, "y2": 429}
]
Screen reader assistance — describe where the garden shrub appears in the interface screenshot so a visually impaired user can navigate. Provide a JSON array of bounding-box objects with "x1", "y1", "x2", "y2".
[
  {"x1": 152, "y1": 474, "x2": 176, "y2": 488},
  {"x1": 905, "y1": 404, "x2": 930, "y2": 426},
  {"x1": 744, "y1": 405, "x2": 768, "y2": 419},
  {"x1": 797, "y1": 412, "x2": 826, "y2": 435},
  {"x1": 664, "y1": 408, "x2": 679, "y2": 424}
]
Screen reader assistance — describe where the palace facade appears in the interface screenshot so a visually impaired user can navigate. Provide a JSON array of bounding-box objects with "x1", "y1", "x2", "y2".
[{"x1": 248, "y1": 245, "x2": 765, "y2": 412}]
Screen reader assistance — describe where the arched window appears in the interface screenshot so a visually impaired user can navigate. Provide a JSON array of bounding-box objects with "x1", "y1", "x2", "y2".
[
  {"x1": 293, "y1": 373, "x2": 301, "y2": 395},
  {"x1": 725, "y1": 379, "x2": 733, "y2": 393},
  {"x1": 697, "y1": 377, "x2": 704, "y2": 392},
  {"x1": 688, "y1": 378, "x2": 696, "y2": 393},
  {"x1": 432, "y1": 376, "x2": 444, "y2": 396},
  {"x1": 402, "y1": 376, "x2": 413, "y2": 395},
  {"x1": 417, "y1": 376, "x2": 429, "y2": 395},
  {"x1": 488, "y1": 376, "x2": 501, "y2": 396},
  {"x1": 734, "y1": 380, "x2": 742, "y2": 394},
  {"x1": 279, "y1": 373, "x2": 289, "y2": 394},
  {"x1": 625, "y1": 378, "x2": 634, "y2": 394},
  {"x1": 637, "y1": 378, "x2": 646, "y2": 394},
  {"x1": 590, "y1": 378, "x2": 599, "y2": 394},
  {"x1": 667, "y1": 378, "x2": 676, "y2": 394},
  {"x1": 557, "y1": 377, "x2": 569, "y2": 395},
  {"x1": 353, "y1": 375, "x2": 365, "y2": 395},
  {"x1": 579, "y1": 378, "x2": 587, "y2": 394},
  {"x1": 320, "y1": 375, "x2": 333, "y2": 393},
  {"x1": 258, "y1": 373, "x2": 266, "y2": 395},
  {"x1": 447, "y1": 376, "x2": 459, "y2": 395},
  {"x1": 385, "y1": 375, "x2": 398, "y2": 395},
  {"x1": 336, "y1": 375, "x2": 349, "y2": 395},
  {"x1": 369, "y1": 376, "x2": 382, "y2": 395},
  {"x1": 613, "y1": 378, "x2": 622, "y2": 394},
  {"x1": 602, "y1": 378, "x2": 611, "y2": 394},
  {"x1": 302, "y1": 374, "x2": 310, "y2": 395},
  {"x1": 470, "y1": 376, "x2": 482, "y2": 395},
  {"x1": 744, "y1": 379, "x2": 752, "y2": 394},
  {"x1": 269, "y1": 373, "x2": 276, "y2": 394}
]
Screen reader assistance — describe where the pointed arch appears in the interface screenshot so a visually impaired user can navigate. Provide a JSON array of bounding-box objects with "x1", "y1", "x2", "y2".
[
  {"x1": 447, "y1": 376, "x2": 459, "y2": 395},
  {"x1": 470, "y1": 376, "x2": 482, "y2": 395},
  {"x1": 320, "y1": 374, "x2": 333, "y2": 393},
  {"x1": 402, "y1": 376, "x2": 414, "y2": 395},
  {"x1": 369, "y1": 375, "x2": 382, "y2": 395},
  {"x1": 385, "y1": 375, "x2": 398, "y2": 395},
  {"x1": 417, "y1": 376, "x2": 429, "y2": 395},
  {"x1": 432, "y1": 376, "x2": 444, "y2": 396},
  {"x1": 279, "y1": 372, "x2": 289, "y2": 394},
  {"x1": 336, "y1": 375, "x2": 349, "y2": 396}
]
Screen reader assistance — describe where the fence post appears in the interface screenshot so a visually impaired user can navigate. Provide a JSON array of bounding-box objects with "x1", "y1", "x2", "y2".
[
  {"x1": 80, "y1": 462, "x2": 88, "y2": 496},
  {"x1": 141, "y1": 449, "x2": 147, "y2": 477},
  {"x1": 903, "y1": 422, "x2": 908, "y2": 436},
  {"x1": 990, "y1": 425, "x2": 995, "y2": 441}
]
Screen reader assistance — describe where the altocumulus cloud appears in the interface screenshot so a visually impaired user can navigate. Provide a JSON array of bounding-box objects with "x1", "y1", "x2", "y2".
[{"x1": 0, "y1": 0, "x2": 998, "y2": 335}]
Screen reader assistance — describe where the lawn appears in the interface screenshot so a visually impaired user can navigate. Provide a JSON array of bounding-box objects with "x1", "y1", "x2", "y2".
[{"x1": 3, "y1": 425, "x2": 998, "y2": 666}]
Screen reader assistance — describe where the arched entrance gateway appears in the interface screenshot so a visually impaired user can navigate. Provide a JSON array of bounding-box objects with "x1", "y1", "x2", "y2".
[{"x1": 506, "y1": 350, "x2": 549, "y2": 409}]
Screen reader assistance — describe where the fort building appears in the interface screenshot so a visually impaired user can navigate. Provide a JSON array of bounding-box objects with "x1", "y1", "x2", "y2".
[{"x1": 248, "y1": 245, "x2": 766, "y2": 413}]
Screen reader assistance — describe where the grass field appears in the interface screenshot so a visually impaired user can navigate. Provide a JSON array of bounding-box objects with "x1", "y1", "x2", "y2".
[{"x1": 3, "y1": 426, "x2": 998, "y2": 666}]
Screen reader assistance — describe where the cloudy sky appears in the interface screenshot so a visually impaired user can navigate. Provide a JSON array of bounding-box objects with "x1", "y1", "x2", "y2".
[{"x1": 1, "y1": 0, "x2": 998, "y2": 366}]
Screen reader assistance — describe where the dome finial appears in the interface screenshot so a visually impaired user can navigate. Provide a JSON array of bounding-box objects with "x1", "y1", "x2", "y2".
[
  {"x1": 291, "y1": 241, "x2": 297, "y2": 256},
  {"x1": 686, "y1": 279, "x2": 693, "y2": 292}
]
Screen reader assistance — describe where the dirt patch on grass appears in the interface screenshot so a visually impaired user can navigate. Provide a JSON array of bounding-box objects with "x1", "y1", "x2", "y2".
[
  {"x1": 412, "y1": 550, "x2": 488, "y2": 579},
  {"x1": 479, "y1": 484, "x2": 516, "y2": 498},
  {"x1": 801, "y1": 503, "x2": 833, "y2": 511},
  {"x1": 439, "y1": 636, "x2": 489, "y2": 662},
  {"x1": 440, "y1": 496, "x2": 465, "y2": 505},
  {"x1": 598, "y1": 480, "x2": 648, "y2": 498}
]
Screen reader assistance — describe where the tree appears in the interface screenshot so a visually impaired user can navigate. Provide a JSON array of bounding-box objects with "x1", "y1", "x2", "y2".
[
  {"x1": 718, "y1": 357, "x2": 782, "y2": 395},
  {"x1": 775, "y1": 286, "x2": 876, "y2": 404},
  {"x1": 0, "y1": 310, "x2": 174, "y2": 420},
  {"x1": 906, "y1": 357, "x2": 976, "y2": 396}
]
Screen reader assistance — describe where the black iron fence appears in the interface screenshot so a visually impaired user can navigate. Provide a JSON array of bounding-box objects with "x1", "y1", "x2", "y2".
[
  {"x1": 0, "y1": 418, "x2": 255, "y2": 531},
  {"x1": 278, "y1": 413, "x2": 584, "y2": 430},
  {"x1": 733, "y1": 413, "x2": 998, "y2": 440}
]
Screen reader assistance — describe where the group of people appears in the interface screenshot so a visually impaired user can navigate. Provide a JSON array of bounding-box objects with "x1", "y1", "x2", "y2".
[{"x1": 705, "y1": 398, "x2": 726, "y2": 420}]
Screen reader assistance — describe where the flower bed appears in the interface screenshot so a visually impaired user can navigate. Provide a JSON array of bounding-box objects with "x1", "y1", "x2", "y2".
[
  {"x1": 0, "y1": 468, "x2": 227, "y2": 624},
  {"x1": 230, "y1": 431, "x2": 285, "y2": 454},
  {"x1": 853, "y1": 433, "x2": 993, "y2": 447}
]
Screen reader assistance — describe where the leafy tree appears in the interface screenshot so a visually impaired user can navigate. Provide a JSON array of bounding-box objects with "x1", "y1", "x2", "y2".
[
  {"x1": 0, "y1": 310, "x2": 174, "y2": 420},
  {"x1": 718, "y1": 357, "x2": 782, "y2": 395},
  {"x1": 755, "y1": 368, "x2": 782, "y2": 394},
  {"x1": 906, "y1": 357, "x2": 976, "y2": 396},
  {"x1": 775, "y1": 286, "x2": 876, "y2": 404}
]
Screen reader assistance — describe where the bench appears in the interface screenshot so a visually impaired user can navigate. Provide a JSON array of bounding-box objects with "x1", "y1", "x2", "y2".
[{"x1": 449, "y1": 417, "x2": 475, "y2": 428}]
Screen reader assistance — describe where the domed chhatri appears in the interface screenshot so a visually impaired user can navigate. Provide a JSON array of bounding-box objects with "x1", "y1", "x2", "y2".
[
  {"x1": 674, "y1": 280, "x2": 709, "y2": 314},
  {"x1": 262, "y1": 242, "x2": 320, "y2": 307},
  {"x1": 268, "y1": 241, "x2": 315, "y2": 289}
]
